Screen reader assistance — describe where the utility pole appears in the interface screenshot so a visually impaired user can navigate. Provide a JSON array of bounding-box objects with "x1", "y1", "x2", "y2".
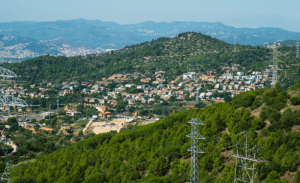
[
  {"x1": 186, "y1": 118, "x2": 205, "y2": 183},
  {"x1": 232, "y1": 132, "x2": 263, "y2": 183},
  {"x1": 1, "y1": 122, "x2": 11, "y2": 183}
]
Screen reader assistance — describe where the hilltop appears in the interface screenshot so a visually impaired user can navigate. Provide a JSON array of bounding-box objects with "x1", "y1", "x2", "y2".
[
  {"x1": 1, "y1": 31, "x2": 300, "y2": 89},
  {"x1": 10, "y1": 83, "x2": 300, "y2": 183},
  {"x1": 0, "y1": 32, "x2": 269, "y2": 81}
]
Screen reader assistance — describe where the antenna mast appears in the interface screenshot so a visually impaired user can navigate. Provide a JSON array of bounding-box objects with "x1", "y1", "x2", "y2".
[{"x1": 186, "y1": 118, "x2": 205, "y2": 183}]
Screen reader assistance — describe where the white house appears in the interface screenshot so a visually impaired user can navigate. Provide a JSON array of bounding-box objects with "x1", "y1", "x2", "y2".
[{"x1": 125, "y1": 84, "x2": 134, "y2": 88}]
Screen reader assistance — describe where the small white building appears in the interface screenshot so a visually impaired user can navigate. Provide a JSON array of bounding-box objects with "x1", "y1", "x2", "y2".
[
  {"x1": 237, "y1": 72, "x2": 244, "y2": 76},
  {"x1": 125, "y1": 84, "x2": 134, "y2": 88},
  {"x1": 182, "y1": 72, "x2": 198, "y2": 80},
  {"x1": 66, "y1": 111, "x2": 82, "y2": 117}
]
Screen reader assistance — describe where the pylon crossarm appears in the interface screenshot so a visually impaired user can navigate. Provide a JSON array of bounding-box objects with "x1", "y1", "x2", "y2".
[
  {"x1": 0, "y1": 67, "x2": 17, "y2": 78},
  {"x1": 231, "y1": 154, "x2": 264, "y2": 162},
  {"x1": 186, "y1": 133, "x2": 205, "y2": 139},
  {"x1": 187, "y1": 148, "x2": 205, "y2": 153},
  {"x1": 235, "y1": 178, "x2": 251, "y2": 182}
]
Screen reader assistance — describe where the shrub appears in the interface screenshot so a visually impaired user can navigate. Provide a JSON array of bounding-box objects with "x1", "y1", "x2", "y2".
[{"x1": 290, "y1": 96, "x2": 300, "y2": 105}]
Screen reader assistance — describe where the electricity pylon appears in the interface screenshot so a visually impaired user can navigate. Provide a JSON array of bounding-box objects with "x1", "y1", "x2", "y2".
[
  {"x1": 186, "y1": 118, "x2": 205, "y2": 183},
  {"x1": 234, "y1": 36, "x2": 237, "y2": 52},
  {"x1": 0, "y1": 42, "x2": 17, "y2": 78},
  {"x1": 231, "y1": 132, "x2": 263, "y2": 183},
  {"x1": 57, "y1": 95, "x2": 60, "y2": 114},
  {"x1": 196, "y1": 90, "x2": 199, "y2": 105},
  {"x1": 271, "y1": 43, "x2": 281, "y2": 88},
  {"x1": 0, "y1": 94, "x2": 28, "y2": 107},
  {"x1": 296, "y1": 41, "x2": 299, "y2": 58}
]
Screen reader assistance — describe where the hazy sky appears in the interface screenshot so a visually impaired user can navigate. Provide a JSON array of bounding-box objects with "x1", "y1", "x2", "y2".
[{"x1": 0, "y1": 0, "x2": 299, "y2": 32}]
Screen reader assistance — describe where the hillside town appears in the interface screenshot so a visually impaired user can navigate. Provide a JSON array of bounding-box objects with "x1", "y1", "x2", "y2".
[{"x1": 4, "y1": 64, "x2": 272, "y2": 114}]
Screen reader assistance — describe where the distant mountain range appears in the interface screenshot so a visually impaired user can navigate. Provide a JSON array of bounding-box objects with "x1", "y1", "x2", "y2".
[{"x1": 0, "y1": 19, "x2": 300, "y2": 59}]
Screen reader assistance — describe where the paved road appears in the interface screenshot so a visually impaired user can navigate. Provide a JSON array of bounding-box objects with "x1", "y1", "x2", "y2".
[
  {"x1": 83, "y1": 118, "x2": 94, "y2": 134},
  {"x1": 8, "y1": 141, "x2": 17, "y2": 155}
]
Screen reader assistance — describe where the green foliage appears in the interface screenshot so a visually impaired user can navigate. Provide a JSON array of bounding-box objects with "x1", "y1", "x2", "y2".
[
  {"x1": 83, "y1": 173, "x2": 107, "y2": 183},
  {"x1": 1, "y1": 32, "x2": 277, "y2": 86},
  {"x1": 290, "y1": 96, "x2": 300, "y2": 105},
  {"x1": 265, "y1": 171, "x2": 280, "y2": 183},
  {"x1": 251, "y1": 118, "x2": 265, "y2": 130},
  {"x1": 231, "y1": 92, "x2": 256, "y2": 108},
  {"x1": 10, "y1": 87, "x2": 300, "y2": 182},
  {"x1": 7, "y1": 117, "x2": 17, "y2": 124},
  {"x1": 290, "y1": 83, "x2": 300, "y2": 91},
  {"x1": 125, "y1": 86, "x2": 143, "y2": 94}
]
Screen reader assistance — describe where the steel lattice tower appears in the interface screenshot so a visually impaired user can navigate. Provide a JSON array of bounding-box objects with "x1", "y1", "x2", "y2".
[
  {"x1": 232, "y1": 132, "x2": 263, "y2": 183},
  {"x1": 1, "y1": 123, "x2": 11, "y2": 183},
  {"x1": 196, "y1": 90, "x2": 199, "y2": 105},
  {"x1": 57, "y1": 95, "x2": 59, "y2": 114},
  {"x1": 271, "y1": 43, "x2": 280, "y2": 88},
  {"x1": 296, "y1": 41, "x2": 299, "y2": 58},
  {"x1": 234, "y1": 36, "x2": 237, "y2": 52},
  {"x1": 186, "y1": 118, "x2": 205, "y2": 183},
  {"x1": 49, "y1": 104, "x2": 51, "y2": 121}
]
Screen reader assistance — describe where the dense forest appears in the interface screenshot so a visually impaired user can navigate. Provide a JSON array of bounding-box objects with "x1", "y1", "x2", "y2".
[
  {"x1": 1, "y1": 32, "x2": 298, "y2": 88},
  {"x1": 8, "y1": 82, "x2": 300, "y2": 183}
]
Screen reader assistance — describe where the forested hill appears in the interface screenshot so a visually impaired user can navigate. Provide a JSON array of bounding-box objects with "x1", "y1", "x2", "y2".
[
  {"x1": 10, "y1": 83, "x2": 300, "y2": 183},
  {"x1": 2, "y1": 31, "x2": 300, "y2": 89}
]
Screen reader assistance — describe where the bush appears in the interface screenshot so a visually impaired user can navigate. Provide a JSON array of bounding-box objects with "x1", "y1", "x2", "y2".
[
  {"x1": 260, "y1": 106, "x2": 280, "y2": 122},
  {"x1": 251, "y1": 99, "x2": 262, "y2": 109},
  {"x1": 265, "y1": 171, "x2": 280, "y2": 183},
  {"x1": 290, "y1": 96, "x2": 300, "y2": 105},
  {"x1": 290, "y1": 83, "x2": 300, "y2": 91},
  {"x1": 251, "y1": 118, "x2": 264, "y2": 130}
]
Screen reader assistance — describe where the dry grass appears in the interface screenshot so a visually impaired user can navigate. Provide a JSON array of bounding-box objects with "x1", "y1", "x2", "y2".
[
  {"x1": 281, "y1": 170, "x2": 297, "y2": 182},
  {"x1": 292, "y1": 125, "x2": 300, "y2": 133},
  {"x1": 251, "y1": 103, "x2": 265, "y2": 118},
  {"x1": 284, "y1": 90, "x2": 300, "y2": 112}
]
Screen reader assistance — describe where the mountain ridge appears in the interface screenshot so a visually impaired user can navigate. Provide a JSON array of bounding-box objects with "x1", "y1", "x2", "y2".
[{"x1": 0, "y1": 19, "x2": 300, "y2": 50}]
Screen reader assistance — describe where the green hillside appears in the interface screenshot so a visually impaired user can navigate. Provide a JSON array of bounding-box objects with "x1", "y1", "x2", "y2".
[
  {"x1": 2, "y1": 32, "x2": 300, "y2": 89},
  {"x1": 9, "y1": 83, "x2": 300, "y2": 183},
  {"x1": 2, "y1": 32, "x2": 290, "y2": 83}
]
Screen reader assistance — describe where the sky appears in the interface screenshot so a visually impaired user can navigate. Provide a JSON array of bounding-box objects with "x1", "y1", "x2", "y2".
[{"x1": 0, "y1": 0, "x2": 299, "y2": 32}]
